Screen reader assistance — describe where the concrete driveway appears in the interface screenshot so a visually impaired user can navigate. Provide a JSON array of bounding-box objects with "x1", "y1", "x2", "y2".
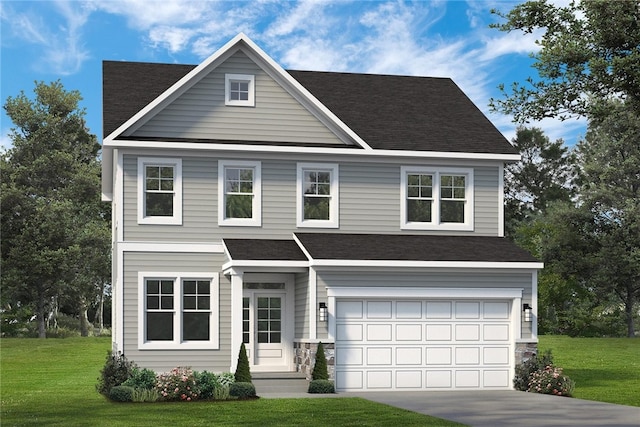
[{"x1": 345, "y1": 391, "x2": 640, "y2": 427}]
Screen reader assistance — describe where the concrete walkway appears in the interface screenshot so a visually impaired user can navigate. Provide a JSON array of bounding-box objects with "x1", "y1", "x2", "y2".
[{"x1": 344, "y1": 391, "x2": 640, "y2": 427}]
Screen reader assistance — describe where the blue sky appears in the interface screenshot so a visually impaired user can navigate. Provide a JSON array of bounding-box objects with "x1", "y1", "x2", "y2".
[{"x1": 1, "y1": 0, "x2": 586, "y2": 151}]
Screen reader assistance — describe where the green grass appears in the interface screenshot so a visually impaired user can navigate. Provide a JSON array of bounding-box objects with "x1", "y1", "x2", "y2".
[
  {"x1": 0, "y1": 337, "x2": 462, "y2": 427},
  {"x1": 538, "y1": 335, "x2": 640, "y2": 407}
]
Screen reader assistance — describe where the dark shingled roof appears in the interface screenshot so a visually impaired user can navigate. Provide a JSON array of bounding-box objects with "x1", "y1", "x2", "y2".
[
  {"x1": 102, "y1": 61, "x2": 516, "y2": 155},
  {"x1": 224, "y1": 239, "x2": 307, "y2": 261},
  {"x1": 294, "y1": 233, "x2": 539, "y2": 263}
]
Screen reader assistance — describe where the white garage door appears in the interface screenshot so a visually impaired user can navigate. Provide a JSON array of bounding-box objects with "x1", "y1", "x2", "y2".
[{"x1": 335, "y1": 299, "x2": 513, "y2": 391}]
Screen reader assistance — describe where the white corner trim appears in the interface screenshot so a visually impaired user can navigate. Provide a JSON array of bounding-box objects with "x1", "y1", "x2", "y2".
[{"x1": 498, "y1": 163, "x2": 505, "y2": 237}]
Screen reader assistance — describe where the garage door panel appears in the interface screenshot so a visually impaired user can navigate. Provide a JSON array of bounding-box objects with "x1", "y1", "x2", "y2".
[
  {"x1": 336, "y1": 347, "x2": 363, "y2": 365},
  {"x1": 367, "y1": 301, "x2": 392, "y2": 318},
  {"x1": 396, "y1": 301, "x2": 423, "y2": 318},
  {"x1": 367, "y1": 324, "x2": 392, "y2": 340},
  {"x1": 337, "y1": 323, "x2": 363, "y2": 341},
  {"x1": 455, "y1": 324, "x2": 480, "y2": 341},
  {"x1": 396, "y1": 347, "x2": 422, "y2": 365},
  {"x1": 426, "y1": 301, "x2": 452, "y2": 318},
  {"x1": 426, "y1": 347, "x2": 452, "y2": 365},
  {"x1": 456, "y1": 302, "x2": 480, "y2": 319},
  {"x1": 335, "y1": 298, "x2": 513, "y2": 391},
  {"x1": 484, "y1": 324, "x2": 509, "y2": 341},
  {"x1": 426, "y1": 324, "x2": 452, "y2": 341},
  {"x1": 396, "y1": 324, "x2": 422, "y2": 341},
  {"x1": 367, "y1": 347, "x2": 392, "y2": 365}
]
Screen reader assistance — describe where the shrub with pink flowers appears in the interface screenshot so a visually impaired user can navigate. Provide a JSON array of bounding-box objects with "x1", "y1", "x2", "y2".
[
  {"x1": 527, "y1": 365, "x2": 575, "y2": 397},
  {"x1": 156, "y1": 367, "x2": 199, "y2": 401}
]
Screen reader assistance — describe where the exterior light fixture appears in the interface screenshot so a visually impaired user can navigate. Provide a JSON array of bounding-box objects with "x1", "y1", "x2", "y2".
[
  {"x1": 319, "y1": 302, "x2": 328, "y2": 322},
  {"x1": 523, "y1": 303, "x2": 532, "y2": 322}
]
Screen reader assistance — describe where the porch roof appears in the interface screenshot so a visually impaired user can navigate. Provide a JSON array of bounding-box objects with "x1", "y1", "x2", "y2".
[{"x1": 223, "y1": 238, "x2": 308, "y2": 261}]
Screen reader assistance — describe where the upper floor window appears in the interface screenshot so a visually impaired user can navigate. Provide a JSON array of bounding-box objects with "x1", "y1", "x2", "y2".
[
  {"x1": 138, "y1": 157, "x2": 182, "y2": 225},
  {"x1": 401, "y1": 166, "x2": 473, "y2": 231},
  {"x1": 218, "y1": 160, "x2": 261, "y2": 227},
  {"x1": 139, "y1": 272, "x2": 219, "y2": 350},
  {"x1": 225, "y1": 74, "x2": 255, "y2": 107},
  {"x1": 297, "y1": 163, "x2": 339, "y2": 228}
]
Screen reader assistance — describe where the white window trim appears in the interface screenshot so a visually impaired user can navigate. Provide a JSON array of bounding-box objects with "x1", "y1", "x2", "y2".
[
  {"x1": 297, "y1": 162, "x2": 339, "y2": 228},
  {"x1": 138, "y1": 272, "x2": 219, "y2": 350},
  {"x1": 225, "y1": 74, "x2": 255, "y2": 107},
  {"x1": 400, "y1": 166, "x2": 474, "y2": 231},
  {"x1": 137, "y1": 157, "x2": 182, "y2": 225},
  {"x1": 218, "y1": 160, "x2": 262, "y2": 227}
]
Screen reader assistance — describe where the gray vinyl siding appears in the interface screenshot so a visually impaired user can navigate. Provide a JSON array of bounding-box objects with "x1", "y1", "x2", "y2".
[
  {"x1": 121, "y1": 252, "x2": 232, "y2": 372},
  {"x1": 122, "y1": 154, "x2": 501, "y2": 241},
  {"x1": 317, "y1": 280, "x2": 329, "y2": 340},
  {"x1": 316, "y1": 269, "x2": 534, "y2": 339},
  {"x1": 294, "y1": 272, "x2": 309, "y2": 339},
  {"x1": 130, "y1": 51, "x2": 344, "y2": 146}
]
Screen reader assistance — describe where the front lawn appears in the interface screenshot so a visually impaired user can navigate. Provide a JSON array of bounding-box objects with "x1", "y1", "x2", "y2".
[
  {"x1": 538, "y1": 335, "x2": 640, "y2": 407},
  {"x1": 0, "y1": 337, "x2": 462, "y2": 426}
]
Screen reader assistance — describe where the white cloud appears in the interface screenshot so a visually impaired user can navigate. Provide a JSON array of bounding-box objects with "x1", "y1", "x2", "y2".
[{"x1": 94, "y1": 0, "x2": 211, "y2": 30}]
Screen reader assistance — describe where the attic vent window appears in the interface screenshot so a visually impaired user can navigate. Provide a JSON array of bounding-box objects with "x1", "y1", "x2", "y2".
[{"x1": 225, "y1": 74, "x2": 255, "y2": 107}]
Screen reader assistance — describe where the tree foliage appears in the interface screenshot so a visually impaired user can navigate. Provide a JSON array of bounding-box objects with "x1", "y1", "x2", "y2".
[
  {"x1": 490, "y1": 0, "x2": 640, "y2": 122},
  {"x1": 1, "y1": 80, "x2": 110, "y2": 337}
]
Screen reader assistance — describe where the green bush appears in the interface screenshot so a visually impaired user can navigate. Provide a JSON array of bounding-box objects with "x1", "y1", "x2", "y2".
[
  {"x1": 229, "y1": 382, "x2": 256, "y2": 399},
  {"x1": 157, "y1": 367, "x2": 199, "y2": 401},
  {"x1": 234, "y1": 343, "x2": 252, "y2": 383},
  {"x1": 308, "y1": 379, "x2": 335, "y2": 394},
  {"x1": 96, "y1": 351, "x2": 137, "y2": 396},
  {"x1": 514, "y1": 349, "x2": 554, "y2": 391},
  {"x1": 122, "y1": 368, "x2": 157, "y2": 390},
  {"x1": 214, "y1": 384, "x2": 230, "y2": 400},
  {"x1": 312, "y1": 342, "x2": 329, "y2": 380},
  {"x1": 527, "y1": 365, "x2": 575, "y2": 397},
  {"x1": 131, "y1": 388, "x2": 160, "y2": 403},
  {"x1": 195, "y1": 371, "x2": 219, "y2": 400},
  {"x1": 109, "y1": 385, "x2": 135, "y2": 402},
  {"x1": 218, "y1": 372, "x2": 235, "y2": 387}
]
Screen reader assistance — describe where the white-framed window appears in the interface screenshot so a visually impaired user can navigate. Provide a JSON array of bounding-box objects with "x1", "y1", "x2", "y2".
[
  {"x1": 400, "y1": 166, "x2": 474, "y2": 230},
  {"x1": 138, "y1": 272, "x2": 219, "y2": 350},
  {"x1": 137, "y1": 157, "x2": 182, "y2": 225},
  {"x1": 297, "y1": 163, "x2": 339, "y2": 228},
  {"x1": 218, "y1": 160, "x2": 261, "y2": 227},
  {"x1": 225, "y1": 74, "x2": 255, "y2": 107}
]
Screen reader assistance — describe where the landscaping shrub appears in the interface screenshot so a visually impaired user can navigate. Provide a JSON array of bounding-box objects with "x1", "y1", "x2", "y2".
[
  {"x1": 218, "y1": 372, "x2": 235, "y2": 387},
  {"x1": 195, "y1": 371, "x2": 219, "y2": 400},
  {"x1": 311, "y1": 342, "x2": 329, "y2": 380},
  {"x1": 513, "y1": 349, "x2": 554, "y2": 391},
  {"x1": 96, "y1": 351, "x2": 137, "y2": 396},
  {"x1": 109, "y1": 385, "x2": 134, "y2": 402},
  {"x1": 122, "y1": 368, "x2": 157, "y2": 390},
  {"x1": 527, "y1": 365, "x2": 575, "y2": 397},
  {"x1": 229, "y1": 382, "x2": 256, "y2": 399},
  {"x1": 308, "y1": 379, "x2": 335, "y2": 394},
  {"x1": 235, "y1": 343, "x2": 252, "y2": 383},
  {"x1": 131, "y1": 388, "x2": 160, "y2": 403},
  {"x1": 157, "y1": 367, "x2": 199, "y2": 401}
]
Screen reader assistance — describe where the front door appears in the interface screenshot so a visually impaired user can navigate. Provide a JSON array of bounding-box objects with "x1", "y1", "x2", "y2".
[{"x1": 242, "y1": 280, "x2": 292, "y2": 371}]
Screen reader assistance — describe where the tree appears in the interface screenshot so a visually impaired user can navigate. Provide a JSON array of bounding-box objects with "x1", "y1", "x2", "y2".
[
  {"x1": 504, "y1": 126, "x2": 577, "y2": 237},
  {"x1": 1, "y1": 80, "x2": 110, "y2": 337},
  {"x1": 490, "y1": 0, "x2": 640, "y2": 122},
  {"x1": 311, "y1": 342, "x2": 329, "y2": 380},
  {"x1": 234, "y1": 343, "x2": 252, "y2": 383},
  {"x1": 540, "y1": 100, "x2": 640, "y2": 337}
]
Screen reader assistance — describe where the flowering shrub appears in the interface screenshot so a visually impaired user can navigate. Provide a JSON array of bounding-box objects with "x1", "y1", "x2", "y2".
[
  {"x1": 156, "y1": 367, "x2": 199, "y2": 401},
  {"x1": 527, "y1": 365, "x2": 575, "y2": 397}
]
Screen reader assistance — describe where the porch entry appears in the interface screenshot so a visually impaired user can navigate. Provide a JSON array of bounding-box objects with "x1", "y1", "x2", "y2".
[{"x1": 242, "y1": 277, "x2": 294, "y2": 372}]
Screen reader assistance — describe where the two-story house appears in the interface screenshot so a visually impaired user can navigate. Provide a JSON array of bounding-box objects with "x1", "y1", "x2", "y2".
[{"x1": 101, "y1": 33, "x2": 541, "y2": 392}]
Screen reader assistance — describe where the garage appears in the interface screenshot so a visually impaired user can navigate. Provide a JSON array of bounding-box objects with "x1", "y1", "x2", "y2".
[{"x1": 334, "y1": 297, "x2": 514, "y2": 391}]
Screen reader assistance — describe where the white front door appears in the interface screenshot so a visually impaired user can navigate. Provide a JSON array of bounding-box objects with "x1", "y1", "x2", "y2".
[{"x1": 242, "y1": 279, "x2": 293, "y2": 371}]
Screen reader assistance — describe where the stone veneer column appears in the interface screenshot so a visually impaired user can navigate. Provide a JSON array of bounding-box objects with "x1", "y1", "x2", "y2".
[
  {"x1": 294, "y1": 342, "x2": 335, "y2": 380},
  {"x1": 515, "y1": 341, "x2": 538, "y2": 365}
]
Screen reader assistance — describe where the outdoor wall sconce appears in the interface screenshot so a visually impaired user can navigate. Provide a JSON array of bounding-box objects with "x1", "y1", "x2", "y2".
[
  {"x1": 523, "y1": 303, "x2": 532, "y2": 322},
  {"x1": 319, "y1": 302, "x2": 328, "y2": 322}
]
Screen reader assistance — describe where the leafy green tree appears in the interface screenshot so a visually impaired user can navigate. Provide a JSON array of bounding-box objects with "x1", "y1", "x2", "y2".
[
  {"x1": 505, "y1": 127, "x2": 578, "y2": 237},
  {"x1": 235, "y1": 343, "x2": 252, "y2": 383},
  {"x1": 1, "y1": 80, "x2": 109, "y2": 337},
  {"x1": 490, "y1": 0, "x2": 640, "y2": 122}
]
